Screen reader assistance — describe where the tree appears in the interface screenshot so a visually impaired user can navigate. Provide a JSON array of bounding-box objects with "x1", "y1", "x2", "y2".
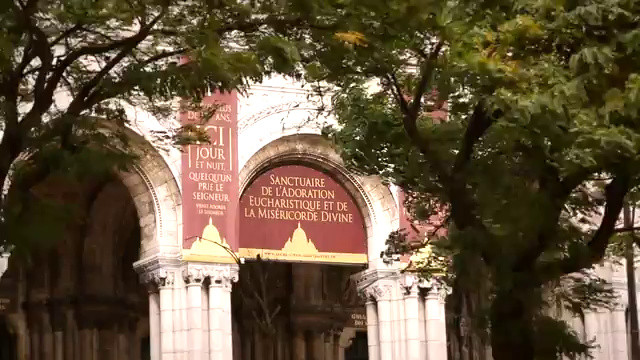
[
  {"x1": 0, "y1": 0, "x2": 342, "y2": 252},
  {"x1": 622, "y1": 204, "x2": 640, "y2": 358},
  {"x1": 307, "y1": 0, "x2": 640, "y2": 359}
]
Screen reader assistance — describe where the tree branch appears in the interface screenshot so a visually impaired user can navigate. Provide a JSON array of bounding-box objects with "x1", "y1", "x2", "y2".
[
  {"x1": 385, "y1": 72, "x2": 410, "y2": 115},
  {"x1": 50, "y1": 24, "x2": 84, "y2": 46},
  {"x1": 19, "y1": 7, "x2": 166, "y2": 134},
  {"x1": 409, "y1": 41, "x2": 443, "y2": 120},
  {"x1": 214, "y1": 14, "x2": 337, "y2": 36},
  {"x1": 538, "y1": 172, "x2": 631, "y2": 283},
  {"x1": 395, "y1": 41, "x2": 448, "y2": 181},
  {"x1": 451, "y1": 102, "x2": 492, "y2": 175},
  {"x1": 138, "y1": 48, "x2": 186, "y2": 66},
  {"x1": 516, "y1": 164, "x2": 600, "y2": 271},
  {"x1": 448, "y1": 102, "x2": 494, "y2": 228},
  {"x1": 387, "y1": 41, "x2": 496, "y2": 264}
]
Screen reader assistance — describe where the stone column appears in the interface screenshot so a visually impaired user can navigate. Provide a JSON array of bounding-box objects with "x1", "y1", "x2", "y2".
[
  {"x1": 375, "y1": 285, "x2": 394, "y2": 360},
  {"x1": 324, "y1": 331, "x2": 333, "y2": 360},
  {"x1": 332, "y1": 330, "x2": 340, "y2": 360},
  {"x1": 77, "y1": 310, "x2": 94, "y2": 360},
  {"x1": 149, "y1": 289, "x2": 161, "y2": 360},
  {"x1": 27, "y1": 311, "x2": 40, "y2": 360},
  {"x1": 137, "y1": 260, "x2": 187, "y2": 360},
  {"x1": 310, "y1": 331, "x2": 324, "y2": 360},
  {"x1": 158, "y1": 271, "x2": 176, "y2": 360},
  {"x1": 417, "y1": 294, "x2": 427, "y2": 360},
  {"x1": 403, "y1": 281, "x2": 421, "y2": 360},
  {"x1": 393, "y1": 289, "x2": 406, "y2": 360},
  {"x1": 184, "y1": 267, "x2": 205, "y2": 360},
  {"x1": 208, "y1": 282, "x2": 224, "y2": 360},
  {"x1": 116, "y1": 320, "x2": 129, "y2": 360},
  {"x1": 293, "y1": 329, "x2": 307, "y2": 360},
  {"x1": 8, "y1": 313, "x2": 29, "y2": 360},
  {"x1": 424, "y1": 285, "x2": 447, "y2": 360},
  {"x1": 365, "y1": 300, "x2": 380, "y2": 360},
  {"x1": 50, "y1": 304, "x2": 66, "y2": 360},
  {"x1": 610, "y1": 305, "x2": 629, "y2": 360},
  {"x1": 206, "y1": 264, "x2": 238, "y2": 360},
  {"x1": 40, "y1": 309, "x2": 54, "y2": 360},
  {"x1": 584, "y1": 311, "x2": 603, "y2": 360},
  {"x1": 64, "y1": 310, "x2": 74, "y2": 360},
  {"x1": 173, "y1": 275, "x2": 188, "y2": 358},
  {"x1": 202, "y1": 287, "x2": 210, "y2": 360}
]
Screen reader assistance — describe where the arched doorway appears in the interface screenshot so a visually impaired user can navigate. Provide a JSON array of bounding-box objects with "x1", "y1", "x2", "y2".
[
  {"x1": 344, "y1": 332, "x2": 368, "y2": 360},
  {"x1": 9, "y1": 175, "x2": 149, "y2": 359},
  {"x1": 233, "y1": 161, "x2": 371, "y2": 360},
  {"x1": 232, "y1": 261, "x2": 365, "y2": 360}
]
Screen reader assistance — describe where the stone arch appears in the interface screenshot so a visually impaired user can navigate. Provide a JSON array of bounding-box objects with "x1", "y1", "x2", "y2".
[
  {"x1": 239, "y1": 134, "x2": 398, "y2": 265},
  {"x1": 116, "y1": 129, "x2": 182, "y2": 261}
]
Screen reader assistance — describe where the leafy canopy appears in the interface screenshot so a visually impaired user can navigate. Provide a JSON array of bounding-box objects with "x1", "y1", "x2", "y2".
[
  {"x1": 0, "y1": 0, "x2": 354, "y2": 251},
  {"x1": 308, "y1": 0, "x2": 640, "y2": 358}
]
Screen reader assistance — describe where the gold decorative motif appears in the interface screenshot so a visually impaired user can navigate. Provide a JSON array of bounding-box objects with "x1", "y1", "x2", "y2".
[
  {"x1": 281, "y1": 223, "x2": 318, "y2": 254},
  {"x1": 182, "y1": 217, "x2": 235, "y2": 263},
  {"x1": 238, "y1": 222, "x2": 367, "y2": 264}
]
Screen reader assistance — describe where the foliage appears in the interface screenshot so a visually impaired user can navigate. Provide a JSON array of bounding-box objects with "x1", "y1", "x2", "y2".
[
  {"x1": 533, "y1": 316, "x2": 593, "y2": 360},
  {"x1": 310, "y1": 0, "x2": 640, "y2": 358},
  {"x1": 0, "y1": 0, "x2": 349, "y2": 252}
]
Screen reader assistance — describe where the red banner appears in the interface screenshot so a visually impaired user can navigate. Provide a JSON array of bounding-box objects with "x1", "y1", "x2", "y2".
[
  {"x1": 239, "y1": 165, "x2": 367, "y2": 264},
  {"x1": 181, "y1": 91, "x2": 239, "y2": 263}
]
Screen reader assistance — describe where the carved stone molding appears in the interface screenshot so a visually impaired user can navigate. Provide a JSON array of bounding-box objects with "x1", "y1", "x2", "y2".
[
  {"x1": 400, "y1": 274, "x2": 420, "y2": 296},
  {"x1": 134, "y1": 253, "x2": 181, "y2": 288},
  {"x1": 199, "y1": 263, "x2": 239, "y2": 290},
  {"x1": 140, "y1": 268, "x2": 176, "y2": 289},
  {"x1": 354, "y1": 268, "x2": 400, "y2": 301},
  {"x1": 419, "y1": 279, "x2": 451, "y2": 303},
  {"x1": 156, "y1": 269, "x2": 176, "y2": 288},
  {"x1": 182, "y1": 266, "x2": 205, "y2": 285}
]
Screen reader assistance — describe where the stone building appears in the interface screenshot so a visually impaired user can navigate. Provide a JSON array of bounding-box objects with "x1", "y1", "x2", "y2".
[{"x1": 0, "y1": 76, "x2": 635, "y2": 360}]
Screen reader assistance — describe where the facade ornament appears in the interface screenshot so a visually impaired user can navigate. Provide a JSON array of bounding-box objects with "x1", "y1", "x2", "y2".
[
  {"x1": 363, "y1": 283, "x2": 393, "y2": 301},
  {"x1": 419, "y1": 278, "x2": 451, "y2": 303},
  {"x1": 202, "y1": 263, "x2": 239, "y2": 290},
  {"x1": 156, "y1": 268, "x2": 175, "y2": 288},
  {"x1": 354, "y1": 268, "x2": 400, "y2": 301},
  {"x1": 140, "y1": 267, "x2": 176, "y2": 288},
  {"x1": 134, "y1": 253, "x2": 182, "y2": 288},
  {"x1": 400, "y1": 274, "x2": 420, "y2": 296},
  {"x1": 183, "y1": 266, "x2": 205, "y2": 285}
]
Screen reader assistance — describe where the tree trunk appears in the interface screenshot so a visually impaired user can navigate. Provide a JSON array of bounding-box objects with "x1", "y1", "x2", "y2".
[
  {"x1": 447, "y1": 258, "x2": 492, "y2": 360},
  {"x1": 624, "y1": 205, "x2": 640, "y2": 359},
  {"x1": 490, "y1": 289, "x2": 535, "y2": 360}
]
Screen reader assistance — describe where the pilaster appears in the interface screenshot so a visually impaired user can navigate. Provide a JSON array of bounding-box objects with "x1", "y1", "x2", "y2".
[
  {"x1": 421, "y1": 281, "x2": 449, "y2": 360},
  {"x1": 137, "y1": 255, "x2": 180, "y2": 360},
  {"x1": 401, "y1": 275, "x2": 421, "y2": 360},
  {"x1": 184, "y1": 267, "x2": 205, "y2": 360},
  {"x1": 137, "y1": 258, "x2": 239, "y2": 360},
  {"x1": 200, "y1": 263, "x2": 238, "y2": 360},
  {"x1": 355, "y1": 267, "x2": 449, "y2": 360}
]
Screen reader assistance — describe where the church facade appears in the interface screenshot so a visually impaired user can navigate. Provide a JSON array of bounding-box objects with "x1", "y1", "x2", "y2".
[{"x1": 0, "y1": 76, "x2": 634, "y2": 360}]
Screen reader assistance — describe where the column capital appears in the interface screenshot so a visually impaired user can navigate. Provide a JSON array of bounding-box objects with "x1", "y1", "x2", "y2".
[
  {"x1": 419, "y1": 279, "x2": 451, "y2": 303},
  {"x1": 362, "y1": 283, "x2": 394, "y2": 301},
  {"x1": 400, "y1": 274, "x2": 420, "y2": 296},
  {"x1": 201, "y1": 263, "x2": 239, "y2": 290},
  {"x1": 354, "y1": 268, "x2": 399, "y2": 301},
  {"x1": 134, "y1": 253, "x2": 181, "y2": 289},
  {"x1": 141, "y1": 268, "x2": 176, "y2": 288},
  {"x1": 182, "y1": 266, "x2": 206, "y2": 285}
]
